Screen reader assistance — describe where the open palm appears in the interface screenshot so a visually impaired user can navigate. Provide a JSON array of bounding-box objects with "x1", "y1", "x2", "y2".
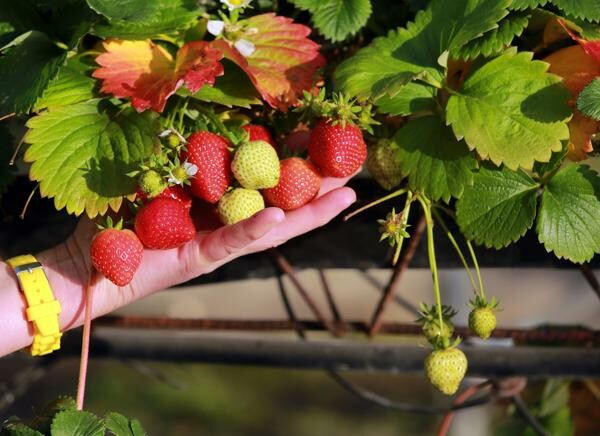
[{"x1": 48, "y1": 178, "x2": 356, "y2": 330}]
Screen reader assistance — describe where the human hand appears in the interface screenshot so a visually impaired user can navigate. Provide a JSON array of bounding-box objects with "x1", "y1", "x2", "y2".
[{"x1": 39, "y1": 177, "x2": 356, "y2": 330}]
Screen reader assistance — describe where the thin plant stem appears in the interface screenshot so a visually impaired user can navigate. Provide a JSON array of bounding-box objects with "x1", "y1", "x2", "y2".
[
  {"x1": 466, "y1": 239, "x2": 485, "y2": 300},
  {"x1": 9, "y1": 130, "x2": 28, "y2": 165},
  {"x1": 76, "y1": 274, "x2": 94, "y2": 410},
  {"x1": 432, "y1": 209, "x2": 478, "y2": 294},
  {"x1": 344, "y1": 188, "x2": 406, "y2": 221},
  {"x1": 177, "y1": 98, "x2": 189, "y2": 132},
  {"x1": 419, "y1": 196, "x2": 444, "y2": 331},
  {"x1": 194, "y1": 104, "x2": 232, "y2": 142},
  {"x1": 19, "y1": 184, "x2": 39, "y2": 219},
  {"x1": 0, "y1": 112, "x2": 15, "y2": 122},
  {"x1": 392, "y1": 191, "x2": 413, "y2": 265}
]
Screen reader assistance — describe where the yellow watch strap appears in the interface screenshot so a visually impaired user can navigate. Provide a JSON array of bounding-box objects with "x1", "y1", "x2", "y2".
[{"x1": 7, "y1": 254, "x2": 62, "y2": 356}]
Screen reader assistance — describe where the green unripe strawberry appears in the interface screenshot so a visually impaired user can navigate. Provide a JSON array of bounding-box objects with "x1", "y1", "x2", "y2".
[
  {"x1": 138, "y1": 170, "x2": 167, "y2": 197},
  {"x1": 231, "y1": 140, "x2": 280, "y2": 189},
  {"x1": 468, "y1": 307, "x2": 497, "y2": 339},
  {"x1": 366, "y1": 139, "x2": 403, "y2": 190},
  {"x1": 422, "y1": 319, "x2": 455, "y2": 344},
  {"x1": 425, "y1": 347, "x2": 468, "y2": 395},
  {"x1": 417, "y1": 303, "x2": 456, "y2": 345},
  {"x1": 218, "y1": 188, "x2": 265, "y2": 225},
  {"x1": 166, "y1": 133, "x2": 181, "y2": 149},
  {"x1": 468, "y1": 295, "x2": 499, "y2": 339}
]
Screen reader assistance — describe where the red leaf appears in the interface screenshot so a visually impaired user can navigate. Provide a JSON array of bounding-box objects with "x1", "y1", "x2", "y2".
[
  {"x1": 213, "y1": 13, "x2": 325, "y2": 111},
  {"x1": 557, "y1": 19, "x2": 600, "y2": 64},
  {"x1": 93, "y1": 40, "x2": 224, "y2": 112}
]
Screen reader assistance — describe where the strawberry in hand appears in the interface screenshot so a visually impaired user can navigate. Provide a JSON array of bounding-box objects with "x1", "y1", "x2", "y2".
[
  {"x1": 134, "y1": 197, "x2": 196, "y2": 249},
  {"x1": 181, "y1": 131, "x2": 233, "y2": 204},
  {"x1": 263, "y1": 157, "x2": 321, "y2": 211},
  {"x1": 308, "y1": 120, "x2": 366, "y2": 177},
  {"x1": 90, "y1": 217, "x2": 144, "y2": 287}
]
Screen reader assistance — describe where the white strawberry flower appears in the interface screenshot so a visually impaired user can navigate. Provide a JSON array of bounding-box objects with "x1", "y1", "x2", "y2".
[
  {"x1": 234, "y1": 38, "x2": 255, "y2": 57},
  {"x1": 168, "y1": 162, "x2": 198, "y2": 185},
  {"x1": 220, "y1": 0, "x2": 252, "y2": 10},
  {"x1": 207, "y1": 20, "x2": 225, "y2": 36},
  {"x1": 183, "y1": 162, "x2": 199, "y2": 176}
]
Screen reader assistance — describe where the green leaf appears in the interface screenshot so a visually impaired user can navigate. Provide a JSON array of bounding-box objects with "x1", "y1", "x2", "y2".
[
  {"x1": 88, "y1": 0, "x2": 201, "y2": 39},
  {"x1": 446, "y1": 50, "x2": 571, "y2": 170},
  {"x1": 0, "y1": 1, "x2": 95, "y2": 49},
  {"x1": 0, "y1": 125, "x2": 15, "y2": 196},
  {"x1": 393, "y1": 115, "x2": 477, "y2": 202},
  {"x1": 549, "y1": 0, "x2": 600, "y2": 21},
  {"x1": 48, "y1": 0, "x2": 96, "y2": 49},
  {"x1": 577, "y1": 77, "x2": 600, "y2": 120},
  {"x1": 374, "y1": 82, "x2": 437, "y2": 116},
  {"x1": 24, "y1": 99, "x2": 160, "y2": 217},
  {"x1": 455, "y1": 11, "x2": 530, "y2": 60},
  {"x1": 539, "y1": 379, "x2": 570, "y2": 417},
  {"x1": 1, "y1": 420, "x2": 44, "y2": 436},
  {"x1": 509, "y1": 0, "x2": 547, "y2": 10},
  {"x1": 35, "y1": 56, "x2": 97, "y2": 110},
  {"x1": 537, "y1": 164, "x2": 600, "y2": 263},
  {"x1": 456, "y1": 163, "x2": 539, "y2": 248},
  {"x1": 0, "y1": 1, "x2": 47, "y2": 36},
  {"x1": 291, "y1": 0, "x2": 372, "y2": 42},
  {"x1": 537, "y1": 407, "x2": 574, "y2": 436},
  {"x1": 50, "y1": 410, "x2": 104, "y2": 436},
  {"x1": 335, "y1": 0, "x2": 511, "y2": 100},
  {"x1": 533, "y1": 142, "x2": 568, "y2": 178},
  {"x1": 104, "y1": 413, "x2": 146, "y2": 436},
  {"x1": 184, "y1": 60, "x2": 261, "y2": 108},
  {"x1": 0, "y1": 21, "x2": 18, "y2": 48},
  {"x1": 0, "y1": 31, "x2": 66, "y2": 115}
]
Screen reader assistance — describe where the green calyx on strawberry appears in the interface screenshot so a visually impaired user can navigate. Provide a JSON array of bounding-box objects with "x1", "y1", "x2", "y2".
[
  {"x1": 90, "y1": 216, "x2": 143, "y2": 287},
  {"x1": 263, "y1": 157, "x2": 321, "y2": 211},
  {"x1": 300, "y1": 91, "x2": 374, "y2": 178},
  {"x1": 468, "y1": 295, "x2": 499, "y2": 339},
  {"x1": 424, "y1": 339, "x2": 468, "y2": 396},
  {"x1": 181, "y1": 130, "x2": 232, "y2": 204},
  {"x1": 367, "y1": 139, "x2": 403, "y2": 190},
  {"x1": 298, "y1": 90, "x2": 378, "y2": 133},
  {"x1": 134, "y1": 197, "x2": 196, "y2": 249},
  {"x1": 231, "y1": 140, "x2": 280, "y2": 189},
  {"x1": 416, "y1": 303, "x2": 457, "y2": 345},
  {"x1": 218, "y1": 187, "x2": 265, "y2": 225},
  {"x1": 378, "y1": 208, "x2": 410, "y2": 248}
]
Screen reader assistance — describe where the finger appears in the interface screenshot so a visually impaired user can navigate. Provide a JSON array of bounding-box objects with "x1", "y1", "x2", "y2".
[
  {"x1": 316, "y1": 168, "x2": 362, "y2": 198},
  {"x1": 199, "y1": 207, "x2": 285, "y2": 262},
  {"x1": 256, "y1": 187, "x2": 356, "y2": 249}
]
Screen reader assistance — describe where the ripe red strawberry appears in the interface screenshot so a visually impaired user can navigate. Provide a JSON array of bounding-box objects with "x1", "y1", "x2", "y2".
[
  {"x1": 242, "y1": 124, "x2": 277, "y2": 150},
  {"x1": 91, "y1": 223, "x2": 143, "y2": 287},
  {"x1": 181, "y1": 131, "x2": 232, "y2": 203},
  {"x1": 263, "y1": 158, "x2": 321, "y2": 211},
  {"x1": 136, "y1": 185, "x2": 193, "y2": 209},
  {"x1": 308, "y1": 120, "x2": 367, "y2": 177},
  {"x1": 134, "y1": 197, "x2": 196, "y2": 249}
]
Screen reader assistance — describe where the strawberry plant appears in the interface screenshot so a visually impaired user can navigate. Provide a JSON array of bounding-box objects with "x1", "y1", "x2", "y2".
[{"x1": 1, "y1": 0, "x2": 599, "y2": 433}]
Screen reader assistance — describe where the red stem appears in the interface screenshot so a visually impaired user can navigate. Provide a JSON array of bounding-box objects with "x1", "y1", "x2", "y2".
[
  {"x1": 437, "y1": 381, "x2": 491, "y2": 436},
  {"x1": 76, "y1": 274, "x2": 94, "y2": 410}
]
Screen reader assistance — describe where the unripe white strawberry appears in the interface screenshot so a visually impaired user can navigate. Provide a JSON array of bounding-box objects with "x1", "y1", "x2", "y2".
[
  {"x1": 218, "y1": 188, "x2": 265, "y2": 225},
  {"x1": 231, "y1": 140, "x2": 280, "y2": 189}
]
